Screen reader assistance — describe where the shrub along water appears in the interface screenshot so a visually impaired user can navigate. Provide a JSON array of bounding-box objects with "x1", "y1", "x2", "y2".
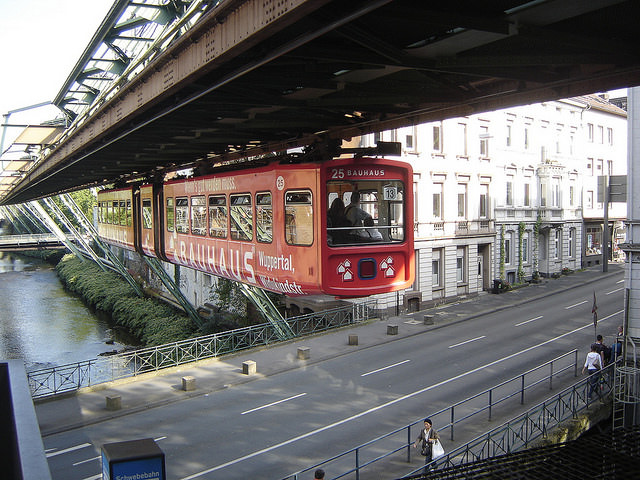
[{"x1": 56, "y1": 254, "x2": 197, "y2": 346}]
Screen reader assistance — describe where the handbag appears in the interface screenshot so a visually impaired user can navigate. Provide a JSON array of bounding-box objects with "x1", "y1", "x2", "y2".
[{"x1": 432, "y1": 439, "x2": 445, "y2": 459}]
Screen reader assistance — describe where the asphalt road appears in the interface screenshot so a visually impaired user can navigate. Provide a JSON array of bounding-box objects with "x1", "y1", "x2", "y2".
[{"x1": 41, "y1": 267, "x2": 625, "y2": 480}]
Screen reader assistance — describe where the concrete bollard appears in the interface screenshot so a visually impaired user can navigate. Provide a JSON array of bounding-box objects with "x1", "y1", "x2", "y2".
[
  {"x1": 348, "y1": 334, "x2": 359, "y2": 345},
  {"x1": 423, "y1": 315, "x2": 434, "y2": 325},
  {"x1": 182, "y1": 376, "x2": 196, "y2": 391},
  {"x1": 297, "y1": 347, "x2": 311, "y2": 360},
  {"x1": 105, "y1": 395, "x2": 122, "y2": 411},
  {"x1": 242, "y1": 360, "x2": 257, "y2": 375},
  {"x1": 387, "y1": 324, "x2": 398, "y2": 335}
]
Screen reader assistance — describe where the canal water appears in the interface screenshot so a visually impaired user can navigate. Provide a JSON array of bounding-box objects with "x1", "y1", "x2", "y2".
[{"x1": 0, "y1": 252, "x2": 135, "y2": 370}]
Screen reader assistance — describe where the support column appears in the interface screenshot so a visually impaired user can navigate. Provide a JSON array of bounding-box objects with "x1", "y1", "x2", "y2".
[{"x1": 623, "y1": 88, "x2": 640, "y2": 341}]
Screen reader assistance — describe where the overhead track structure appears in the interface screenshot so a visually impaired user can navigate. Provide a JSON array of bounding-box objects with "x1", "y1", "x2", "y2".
[{"x1": 3, "y1": 0, "x2": 640, "y2": 205}]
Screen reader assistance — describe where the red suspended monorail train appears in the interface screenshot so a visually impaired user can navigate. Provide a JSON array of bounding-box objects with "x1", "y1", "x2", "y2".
[{"x1": 97, "y1": 156, "x2": 414, "y2": 297}]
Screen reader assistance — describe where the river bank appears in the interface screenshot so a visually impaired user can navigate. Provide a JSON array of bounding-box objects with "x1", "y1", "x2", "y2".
[{"x1": 55, "y1": 254, "x2": 199, "y2": 347}]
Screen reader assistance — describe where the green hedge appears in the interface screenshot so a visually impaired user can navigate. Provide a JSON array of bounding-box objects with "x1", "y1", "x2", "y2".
[{"x1": 56, "y1": 254, "x2": 197, "y2": 346}]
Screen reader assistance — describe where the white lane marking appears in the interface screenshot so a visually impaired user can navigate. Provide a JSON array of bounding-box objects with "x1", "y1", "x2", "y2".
[
  {"x1": 515, "y1": 316, "x2": 543, "y2": 327},
  {"x1": 241, "y1": 393, "x2": 307, "y2": 415},
  {"x1": 182, "y1": 310, "x2": 623, "y2": 479},
  {"x1": 361, "y1": 360, "x2": 410, "y2": 377},
  {"x1": 616, "y1": 279, "x2": 624, "y2": 284},
  {"x1": 73, "y1": 456, "x2": 99, "y2": 466},
  {"x1": 448, "y1": 336, "x2": 485, "y2": 348},
  {"x1": 607, "y1": 287, "x2": 624, "y2": 295},
  {"x1": 565, "y1": 300, "x2": 587, "y2": 309},
  {"x1": 46, "y1": 442, "x2": 92, "y2": 458},
  {"x1": 81, "y1": 475, "x2": 101, "y2": 480}
]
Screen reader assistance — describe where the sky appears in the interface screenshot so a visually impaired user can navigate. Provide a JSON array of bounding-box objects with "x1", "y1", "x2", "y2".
[{"x1": 0, "y1": 0, "x2": 114, "y2": 151}]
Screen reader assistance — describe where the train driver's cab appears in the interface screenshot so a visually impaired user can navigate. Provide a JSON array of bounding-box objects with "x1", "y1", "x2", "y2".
[{"x1": 327, "y1": 180, "x2": 405, "y2": 246}]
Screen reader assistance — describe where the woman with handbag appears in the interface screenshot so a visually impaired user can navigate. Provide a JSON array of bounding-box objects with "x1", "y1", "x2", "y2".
[{"x1": 413, "y1": 418, "x2": 443, "y2": 465}]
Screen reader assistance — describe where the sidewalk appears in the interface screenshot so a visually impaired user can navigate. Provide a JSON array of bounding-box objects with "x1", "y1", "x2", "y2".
[{"x1": 34, "y1": 263, "x2": 624, "y2": 437}]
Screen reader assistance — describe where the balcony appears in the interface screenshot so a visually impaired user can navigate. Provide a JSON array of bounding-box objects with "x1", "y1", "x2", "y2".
[{"x1": 415, "y1": 219, "x2": 495, "y2": 239}]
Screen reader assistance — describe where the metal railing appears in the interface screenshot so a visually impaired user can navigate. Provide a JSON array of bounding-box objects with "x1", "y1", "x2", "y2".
[
  {"x1": 27, "y1": 301, "x2": 373, "y2": 399},
  {"x1": 401, "y1": 362, "x2": 615, "y2": 478},
  {"x1": 282, "y1": 349, "x2": 588, "y2": 480}
]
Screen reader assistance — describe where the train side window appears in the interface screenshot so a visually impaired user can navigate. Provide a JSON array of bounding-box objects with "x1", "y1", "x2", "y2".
[
  {"x1": 230, "y1": 194, "x2": 253, "y2": 241},
  {"x1": 166, "y1": 197, "x2": 174, "y2": 232},
  {"x1": 107, "y1": 202, "x2": 113, "y2": 224},
  {"x1": 256, "y1": 192, "x2": 272, "y2": 243},
  {"x1": 285, "y1": 190, "x2": 313, "y2": 246},
  {"x1": 126, "y1": 200, "x2": 132, "y2": 227},
  {"x1": 175, "y1": 197, "x2": 189, "y2": 233},
  {"x1": 112, "y1": 201, "x2": 119, "y2": 225},
  {"x1": 98, "y1": 202, "x2": 104, "y2": 223},
  {"x1": 191, "y1": 196, "x2": 206, "y2": 236},
  {"x1": 119, "y1": 201, "x2": 127, "y2": 226},
  {"x1": 208, "y1": 195, "x2": 227, "y2": 238},
  {"x1": 142, "y1": 199, "x2": 153, "y2": 229}
]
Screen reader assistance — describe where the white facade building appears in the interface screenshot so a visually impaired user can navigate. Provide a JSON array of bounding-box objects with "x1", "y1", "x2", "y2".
[{"x1": 356, "y1": 94, "x2": 627, "y2": 313}]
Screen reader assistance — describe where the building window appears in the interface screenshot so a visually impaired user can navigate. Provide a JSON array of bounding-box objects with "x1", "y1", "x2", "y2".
[
  {"x1": 596, "y1": 159, "x2": 603, "y2": 174},
  {"x1": 433, "y1": 184, "x2": 443, "y2": 219},
  {"x1": 432, "y1": 250, "x2": 442, "y2": 287},
  {"x1": 506, "y1": 179, "x2": 513, "y2": 206},
  {"x1": 479, "y1": 184, "x2": 489, "y2": 218},
  {"x1": 457, "y1": 183, "x2": 467, "y2": 218},
  {"x1": 524, "y1": 183, "x2": 530, "y2": 207},
  {"x1": 457, "y1": 123, "x2": 467, "y2": 156},
  {"x1": 607, "y1": 127, "x2": 613, "y2": 146},
  {"x1": 555, "y1": 229, "x2": 561, "y2": 258},
  {"x1": 456, "y1": 247, "x2": 466, "y2": 283},
  {"x1": 598, "y1": 125, "x2": 604, "y2": 143},
  {"x1": 587, "y1": 123, "x2": 594, "y2": 142},
  {"x1": 506, "y1": 124, "x2": 512, "y2": 147},
  {"x1": 552, "y1": 178, "x2": 560, "y2": 207},
  {"x1": 505, "y1": 232, "x2": 512, "y2": 264},
  {"x1": 524, "y1": 127, "x2": 529, "y2": 150},
  {"x1": 607, "y1": 160, "x2": 613, "y2": 176},
  {"x1": 480, "y1": 125, "x2": 489, "y2": 156},
  {"x1": 587, "y1": 158, "x2": 594, "y2": 176},
  {"x1": 586, "y1": 190, "x2": 593, "y2": 209},
  {"x1": 569, "y1": 185, "x2": 574, "y2": 206},
  {"x1": 406, "y1": 134, "x2": 414, "y2": 150},
  {"x1": 522, "y1": 233, "x2": 529, "y2": 263},
  {"x1": 433, "y1": 125, "x2": 442, "y2": 151},
  {"x1": 540, "y1": 182, "x2": 547, "y2": 207},
  {"x1": 569, "y1": 228, "x2": 574, "y2": 257}
]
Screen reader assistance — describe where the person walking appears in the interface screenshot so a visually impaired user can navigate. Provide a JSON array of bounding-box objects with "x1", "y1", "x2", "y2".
[
  {"x1": 582, "y1": 344, "x2": 603, "y2": 399},
  {"x1": 413, "y1": 418, "x2": 440, "y2": 467}
]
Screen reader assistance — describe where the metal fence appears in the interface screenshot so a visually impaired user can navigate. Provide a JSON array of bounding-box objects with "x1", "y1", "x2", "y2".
[
  {"x1": 401, "y1": 362, "x2": 615, "y2": 478},
  {"x1": 27, "y1": 301, "x2": 373, "y2": 399},
  {"x1": 282, "y1": 349, "x2": 602, "y2": 480}
]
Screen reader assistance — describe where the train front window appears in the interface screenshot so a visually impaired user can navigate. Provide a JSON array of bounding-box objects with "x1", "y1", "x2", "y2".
[
  {"x1": 209, "y1": 195, "x2": 227, "y2": 238},
  {"x1": 230, "y1": 194, "x2": 253, "y2": 241},
  {"x1": 256, "y1": 192, "x2": 272, "y2": 243},
  {"x1": 285, "y1": 190, "x2": 313, "y2": 246},
  {"x1": 191, "y1": 196, "x2": 206, "y2": 236},
  {"x1": 175, "y1": 197, "x2": 189, "y2": 233},
  {"x1": 327, "y1": 180, "x2": 405, "y2": 245}
]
